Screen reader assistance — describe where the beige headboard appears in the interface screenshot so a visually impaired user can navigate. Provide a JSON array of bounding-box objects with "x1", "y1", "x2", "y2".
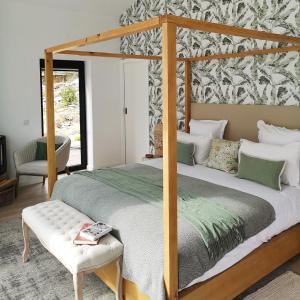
[{"x1": 191, "y1": 103, "x2": 300, "y2": 141}]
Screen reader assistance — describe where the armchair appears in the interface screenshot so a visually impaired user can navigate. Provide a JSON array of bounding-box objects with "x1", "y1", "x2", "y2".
[{"x1": 14, "y1": 136, "x2": 71, "y2": 193}]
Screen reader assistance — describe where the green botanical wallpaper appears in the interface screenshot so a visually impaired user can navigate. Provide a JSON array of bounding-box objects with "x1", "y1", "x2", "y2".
[{"x1": 120, "y1": 0, "x2": 300, "y2": 150}]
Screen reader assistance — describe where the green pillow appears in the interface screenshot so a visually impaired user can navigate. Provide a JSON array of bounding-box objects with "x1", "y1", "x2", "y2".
[
  {"x1": 36, "y1": 142, "x2": 62, "y2": 161},
  {"x1": 177, "y1": 142, "x2": 195, "y2": 166},
  {"x1": 237, "y1": 153, "x2": 285, "y2": 191}
]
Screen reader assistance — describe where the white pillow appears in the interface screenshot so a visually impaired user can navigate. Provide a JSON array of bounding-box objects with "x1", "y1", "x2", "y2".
[
  {"x1": 239, "y1": 139, "x2": 300, "y2": 187},
  {"x1": 189, "y1": 119, "x2": 228, "y2": 139},
  {"x1": 177, "y1": 131, "x2": 212, "y2": 165},
  {"x1": 257, "y1": 120, "x2": 300, "y2": 145}
]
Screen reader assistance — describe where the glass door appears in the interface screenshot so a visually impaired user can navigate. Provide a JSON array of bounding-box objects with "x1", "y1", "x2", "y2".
[{"x1": 40, "y1": 60, "x2": 87, "y2": 171}]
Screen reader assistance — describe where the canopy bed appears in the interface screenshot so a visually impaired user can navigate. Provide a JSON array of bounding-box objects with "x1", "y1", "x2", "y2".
[{"x1": 44, "y1": 14, "x2": 300, "y2": 300}]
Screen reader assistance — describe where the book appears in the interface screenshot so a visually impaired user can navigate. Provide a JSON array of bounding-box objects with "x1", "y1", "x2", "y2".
[
  {"x1": 79, "y1": 221, "x2": 112, "y2": 241},
  {"x1": 73, "y1": 223, "x2": 99, "y2": 245}
]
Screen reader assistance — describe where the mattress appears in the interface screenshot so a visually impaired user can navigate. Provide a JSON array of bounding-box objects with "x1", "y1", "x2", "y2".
[{"x1": 142, "y1": 158, "x2": 300, "y2": 288}]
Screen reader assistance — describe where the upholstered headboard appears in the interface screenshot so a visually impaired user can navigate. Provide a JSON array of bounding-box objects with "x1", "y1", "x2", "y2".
[
  {"x1": 191, "y1": 103, "x2": 300, "y2": 141},
  {"x1": 153, "y1": 104, "x2": 300, "y2": 155}
]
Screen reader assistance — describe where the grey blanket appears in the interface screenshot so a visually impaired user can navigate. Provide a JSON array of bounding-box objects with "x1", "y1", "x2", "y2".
[{"x1": 52, "y1": 164, "x2": 275, "y2": 300}]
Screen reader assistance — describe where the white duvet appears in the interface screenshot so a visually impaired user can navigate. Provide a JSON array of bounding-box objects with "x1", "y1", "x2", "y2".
[{"x1": 142, "y1": 158, "x2": 300, "y2": 287}]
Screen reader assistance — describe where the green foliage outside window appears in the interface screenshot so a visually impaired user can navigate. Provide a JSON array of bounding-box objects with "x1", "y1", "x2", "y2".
[
  {"x1": 74, "y1": 134, "x2": 81, "y2": 142},
  {"x1": 59, "y1": 87, "x2": 79, "y2": 107}
]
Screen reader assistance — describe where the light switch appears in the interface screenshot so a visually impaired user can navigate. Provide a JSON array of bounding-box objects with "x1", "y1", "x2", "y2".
[{"x1": 23, "y1": 120, "x2": 30, "y2": 126}]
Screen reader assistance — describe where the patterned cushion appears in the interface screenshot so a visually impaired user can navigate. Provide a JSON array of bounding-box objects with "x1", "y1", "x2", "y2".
[{"x1": 207, "y1": 139, "x2": 240, "y2": 173}]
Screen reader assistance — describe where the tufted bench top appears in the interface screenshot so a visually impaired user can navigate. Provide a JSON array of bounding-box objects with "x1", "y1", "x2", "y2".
[{"x1": 22, "y1": 200, "x2": 123, "y2": 274}]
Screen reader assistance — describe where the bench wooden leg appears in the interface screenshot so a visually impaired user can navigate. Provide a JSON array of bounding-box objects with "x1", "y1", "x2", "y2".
[
  {"x1": 22, "y1": 219, "x2": 30, "y2": 263},
  {"x1": 73, "y1": 272, "x2": 84, "y2": 300},
  {"x1": 115, "y1": 256, "x2": 123, "y2": 300}
]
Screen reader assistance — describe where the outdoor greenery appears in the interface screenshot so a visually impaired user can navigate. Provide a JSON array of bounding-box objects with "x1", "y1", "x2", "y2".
[
  {"x1": 42, "y1": 70, "x2": 81, "y2": 166},
  {"x1": 74, "y1": 134, "x2": 81, "y2": 142},
  {"x1": 59, "y1": 87, "x2": 79, "y2": 107}
]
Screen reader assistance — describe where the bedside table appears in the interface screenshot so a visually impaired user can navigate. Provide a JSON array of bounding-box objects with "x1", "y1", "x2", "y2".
[
  {"x1": 0, "y1": 178, "x2": 17, "y2": 206},
  {"x1": 142, "y1": 154, "x2": 161, "y2": 161}
]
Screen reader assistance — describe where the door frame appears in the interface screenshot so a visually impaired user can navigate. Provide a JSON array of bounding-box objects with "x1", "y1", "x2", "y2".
[{"x1": 39, "y1": 59, "x2": 87, "y2": 172}]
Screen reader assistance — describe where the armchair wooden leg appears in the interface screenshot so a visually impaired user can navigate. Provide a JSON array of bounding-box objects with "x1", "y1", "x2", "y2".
[
  {"x1": 73, "y1": 272, "x2": 84, "y2": 300},
  {"x1": 65, "y1": 167, "x2": 70, "y2": 176},
  {"x1": 115, "y1": 256, "x2": 123, "y2": 300},
  {"x1": 42, "y1": 176, "x2": 46, "y2": 186},
  {"x1": 22, "y1": 219, "x2": 30, "y2": 263}
]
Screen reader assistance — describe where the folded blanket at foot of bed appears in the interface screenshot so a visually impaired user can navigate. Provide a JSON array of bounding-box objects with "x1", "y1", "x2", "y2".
[{"x1": 52, "y1": 164, "x2": 275, "y2": 300}]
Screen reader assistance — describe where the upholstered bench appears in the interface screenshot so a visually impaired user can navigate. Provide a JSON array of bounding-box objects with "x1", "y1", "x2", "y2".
[{"x1": 22, "y1": 200, "x2": 123, "y2": 300}]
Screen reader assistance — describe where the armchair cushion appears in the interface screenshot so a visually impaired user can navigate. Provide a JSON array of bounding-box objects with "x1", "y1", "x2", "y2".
[
  {"x1": 18, "y1": 161, "x2": 48, "y2": 176},
  {"x1": 36, "y1": 142, "x2": 62, "y2": 161}
]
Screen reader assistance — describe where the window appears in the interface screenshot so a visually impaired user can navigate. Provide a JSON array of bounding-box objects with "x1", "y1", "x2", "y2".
[{"x1": 40, "y1": 59, "x2": 87, "y2": 171}]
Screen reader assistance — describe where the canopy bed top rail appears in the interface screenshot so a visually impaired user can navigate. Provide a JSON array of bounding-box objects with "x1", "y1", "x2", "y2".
[
  {"x1": 59, "y1": 45, "x2": 300, "y2": 63},
  {"x1": 46, "y1": 14, "x2": 300, "y2": 55},
  {"x1": 46, "y1": 16, "x2": 162, "y2": 53},
  {"x1": 60, "y1": 50, "x2": 163, "y2": 61},
  {"x1": 188, "y1": 45, "x2": 300, "y2": 62},
  {"x1": 162, "y1": 15, "x2": 300, "y2": 44}
]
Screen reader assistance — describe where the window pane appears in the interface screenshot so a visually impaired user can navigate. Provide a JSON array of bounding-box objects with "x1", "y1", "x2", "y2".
[{"x1": 41, "y1": 70, "x2": 81, "y2": 167}]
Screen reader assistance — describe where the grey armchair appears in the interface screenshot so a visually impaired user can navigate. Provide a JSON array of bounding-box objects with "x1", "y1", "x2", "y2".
[{"x1": 14, "y1": 136, "x2": 71, "y2": 192}]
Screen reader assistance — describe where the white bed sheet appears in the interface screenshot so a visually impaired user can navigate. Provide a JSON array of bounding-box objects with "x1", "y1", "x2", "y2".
[{"x1": 142, "y1": 158, "x2": 300, "y2": 288}]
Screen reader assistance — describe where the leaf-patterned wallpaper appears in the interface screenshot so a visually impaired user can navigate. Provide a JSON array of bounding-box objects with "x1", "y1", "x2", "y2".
[{"x1": 120, "y1": 0, "x2": 300, "y2": 151}]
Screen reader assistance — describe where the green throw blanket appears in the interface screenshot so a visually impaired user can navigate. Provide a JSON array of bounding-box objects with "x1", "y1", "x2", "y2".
[{"x1": 78, "y1": 168, "x2": 245, "y2": 262}]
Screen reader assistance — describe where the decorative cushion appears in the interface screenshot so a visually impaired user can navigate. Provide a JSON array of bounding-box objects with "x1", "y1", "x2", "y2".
[
  {"x1": 22, "y1": 200, "x2": 123, "y2": 274},
  {"x1": 257, "y1": 120, "x2": 300, "y2": 145},
  {"x1": 177, "y1": 131, "x2": 212, "y2": 165},
  {"x1": 36, "y1": 142, "x2": 62, "y2": 161},
  {"x1": 207, "y1": 139, "x2": 240, "y2": 173},
  {"x1": 177, "y1": 142, "x2": 195, "y2": 166},
  {"x1": 240, "y1": 139, "x2": 300, "y2": 187},
  {"x1": 237, "y1": 153, "x2": 286, "y2": 191},
  {"x1": 189, "y1": 119, "x2": 228, "y2": 139}
]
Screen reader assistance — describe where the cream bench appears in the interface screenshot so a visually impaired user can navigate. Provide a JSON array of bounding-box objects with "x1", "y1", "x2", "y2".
[{"x1": 22, "y1": 200, "x2": 123, "y2": 300}]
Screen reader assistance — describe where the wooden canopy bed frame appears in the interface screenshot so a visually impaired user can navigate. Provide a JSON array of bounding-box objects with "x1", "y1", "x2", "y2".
[{"x1": 44, "y1": 14, "x2": 300, "y2": 300}]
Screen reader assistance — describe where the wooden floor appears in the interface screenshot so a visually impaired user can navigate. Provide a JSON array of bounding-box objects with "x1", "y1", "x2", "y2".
[{"x1": 0, "y1": 182, "x2": 48, "y2": 223}]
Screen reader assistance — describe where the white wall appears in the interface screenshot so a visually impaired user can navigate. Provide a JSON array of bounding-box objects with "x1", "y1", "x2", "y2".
[{"x1": 0, "y1": 0, "x2": 131, "y2": 184}]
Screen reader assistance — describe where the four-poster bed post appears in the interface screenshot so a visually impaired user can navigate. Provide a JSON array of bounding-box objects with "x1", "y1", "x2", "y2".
[
  {"x1": 44, "y1": 51, "x2": 56, "y2": 196},
  {"x1": 162, "y1": 21, "x2": 178, "y2": 300},
  {"x1": 44, "y1": 14, "x2": 300, "y2": 300}
]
